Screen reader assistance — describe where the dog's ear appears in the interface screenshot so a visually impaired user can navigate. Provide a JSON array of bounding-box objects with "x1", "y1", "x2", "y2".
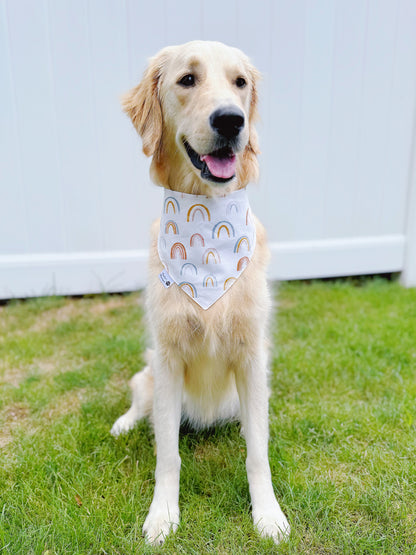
[
  {"x1": 239, "y1": 63, "x2": 261, "y2": 184},
  {"x1": 248, "y1": 65, "x2": 261, "y2": 156},
  {"x1": 122, "y1": 53, "x2": 166, "y2": 157}
]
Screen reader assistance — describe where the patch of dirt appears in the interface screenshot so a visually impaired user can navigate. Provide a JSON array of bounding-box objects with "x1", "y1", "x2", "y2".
[
  {"x1": 34, "y1": 358, "x2": 59, "y2": 374},
  {"x1": 193, "y1": 442, "x2": 223, "y2": 463},
  {"x1": 0, "y1": 403, "x2": 30, "y2": 448},
  {"x1": 0, "y1": 366, "x2": 26, "y2": 388},
  {"x1": 0, "y1": 352, "x2": 71, "y2": 388},
  {"x1": 0, "y1": 434, "x2": 12, "y2": 449},
  {"x1": 42, "y1": 389, "x2": 86, "y2": 420},
  {"x1": 324, "y1": 464, "x2": 371, "y2": 487},
  {"x1": 277, "y1": 298, "x2": 297, "y2": 309},
  {"x1": 0, "y1": 313, "x2": 19, "y2": 334},
  {"x1": 30, "y1": 302, "x2": 82, "y2": 333},
  {"x1": 29, "y1": 295, "x2": 141, "y2": 333},
  {"x1": 300, "y1": 534, "x2": 342, "y2": 555},
  {"x1": 88, "y1": 296, "x2": 131, "y2": 316},
  {"x1": 105, "y1": 372, "x2": 132, "y2": 393}
]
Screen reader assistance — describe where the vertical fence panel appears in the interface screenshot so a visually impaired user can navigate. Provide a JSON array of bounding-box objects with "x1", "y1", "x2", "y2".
[
  {"x1": 165, "y1": 0, "x2": 203, "y2": 45},
  {"x1": 267, "y1": 0, "x2": 306, "y2": 241},
  {"x1": 87, "y1": 0, "x2": 139, "y2": 251},
  {"x1": 0, "y1": 1, "x2": 27, "y2": 253},
  {"x1": 296, "y1": 0, "x2": 336, "y2": 240},
  {"x1": 5, "y1": 0, "x2": 65, "y2": 253},
  {"x1": 381, "y1": 0, "x2": 416, "y2": 235},
  {"x1": 201, "y1": 0, "x2": 237, "y2": 43},
  {"x1": 354, "y1": 0, "x2": 399, "y2": 236},
  {"x1": 324, "y1": 0, "x2": 367, "y2": 239},
  {"x1": 402, "y1": 146, "x2": 416, "y2": 287},
  {"x1": 47, "y1": 0, "x2": 104, "y2": 252}
]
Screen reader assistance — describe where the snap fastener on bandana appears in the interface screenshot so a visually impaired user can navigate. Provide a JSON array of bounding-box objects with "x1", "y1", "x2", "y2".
[{"x1": 158, "y1": 188, "x2": 256, "y2": 310}]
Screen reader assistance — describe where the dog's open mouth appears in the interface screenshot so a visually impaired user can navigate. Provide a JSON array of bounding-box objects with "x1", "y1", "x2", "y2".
[{"x1": 184, "y1": 141, "x2": 236, "y2": 184}]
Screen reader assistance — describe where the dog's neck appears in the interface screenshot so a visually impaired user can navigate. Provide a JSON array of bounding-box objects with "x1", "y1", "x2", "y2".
[
  {"x1": 164, "y1": 179, "x2": 242, "y2": 197},
  {"x1": 151, "y1": 158, "x2": 246, "y2": 197}
]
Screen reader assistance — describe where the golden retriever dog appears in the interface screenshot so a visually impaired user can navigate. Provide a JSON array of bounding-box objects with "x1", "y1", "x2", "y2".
[{"x1": 111, "y1": 40, "x2": 290, "y2": 545}]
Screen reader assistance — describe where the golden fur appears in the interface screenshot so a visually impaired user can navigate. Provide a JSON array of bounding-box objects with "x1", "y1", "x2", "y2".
[{"x1": 111, "y1": 40, "x2": 289, "y2": 545}]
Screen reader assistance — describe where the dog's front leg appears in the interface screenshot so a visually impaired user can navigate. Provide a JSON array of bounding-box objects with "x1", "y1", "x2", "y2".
[
  {"x1": 235, "y1": 347, "x2": 290, "y2": 544},
  {"x1": 142, "y1": 351, "x2": 183, "y2": 545}
]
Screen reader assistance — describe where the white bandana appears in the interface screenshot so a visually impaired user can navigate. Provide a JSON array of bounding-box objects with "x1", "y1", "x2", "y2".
[{"x1": 157, "y1": 188, "x2": 256, "y2": 310}]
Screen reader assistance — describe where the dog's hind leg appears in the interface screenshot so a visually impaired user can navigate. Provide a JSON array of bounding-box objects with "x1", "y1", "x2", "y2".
[{"x1": 110, "y1": 362, "x2": 154, "y2": 437}]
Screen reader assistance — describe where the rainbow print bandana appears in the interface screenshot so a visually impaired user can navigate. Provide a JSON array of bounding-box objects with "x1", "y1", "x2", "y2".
[{"x1": 157, "y1": 187, "x2": 256, "y2": 310}]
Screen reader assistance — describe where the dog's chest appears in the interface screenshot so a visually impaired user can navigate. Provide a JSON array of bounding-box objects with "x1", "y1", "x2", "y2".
[
  {"x1": 180, "y1": 325, "x2": 241, "y2": 426},
  {"x1": 148, "y1": 212, "x2": 270, "y2": 360},
  {"x1": 176, "y1": 284, "x2": 257, "y2": 356}
]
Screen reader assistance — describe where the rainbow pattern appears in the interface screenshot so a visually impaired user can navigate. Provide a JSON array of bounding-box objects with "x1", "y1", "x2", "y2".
[
  {"x1": 158, "y1": 188, "x2": 256, "y2": 309},
  {"x1": 224, "y1": 277, "x2": 237, "y2": 290},
  {"x1": 203, "y1": 248, "x2": 221, "y2": 265},
  {"x1": 159, "y1": 236, "x2": 167, "y2": 250},
  {"x1": 234, "y1": 236, "x2": 250, "y2": 253},
  {"x1": 181, "y1": 262, "x2": 198, "y2": 276},
  {"x1": 165, "y1": 196, "x2": 180, "y2": 215},
  {"x1": 237, "y1": 256, "x2": 250, "y2": 271},
  {"x1": 165, "y1": 220, "x2": 179, "y2": 235},
  {"x1": 190, "y1": 233, "x2": 205, "y2": 247},
  {"x1": 203, "y1": 274, "x2": 218, "y2": 288},
  {"x1": 170, "y1": 242, "x2": 187, "y2": 260},
  {"x1": 212, "y1": 220, "x2": 235, "y2": 239},
  {"x1": 246, "y1": 208, "x2": 251, "y2": 225},
  {"x1": 187, "y1": 204, "x2": 211, "y2": 222},
  {"x1": 226, "y1": 201, "x2": 239, "y2": 216},
  {"x1": 179, "y1": 282, "x2": 197, "y2": 298}
]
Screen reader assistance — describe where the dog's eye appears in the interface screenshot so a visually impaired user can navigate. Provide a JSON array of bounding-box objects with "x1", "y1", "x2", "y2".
[
  {"x1": 178, "y1": 74, "x2": 195, "y2": 87},
  {"x1": 235, "y1": 77, "x2": 247, "y2": 88}
]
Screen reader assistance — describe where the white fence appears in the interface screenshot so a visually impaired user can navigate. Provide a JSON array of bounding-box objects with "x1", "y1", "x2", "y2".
[{"x1": 1, "y1": 0, "x2": 416, "y2": 299}]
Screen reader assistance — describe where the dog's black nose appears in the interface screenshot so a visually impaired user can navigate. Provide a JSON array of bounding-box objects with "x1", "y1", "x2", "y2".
[{"x1": 210, "y1": 107, "x2": 245, "y2": 139}]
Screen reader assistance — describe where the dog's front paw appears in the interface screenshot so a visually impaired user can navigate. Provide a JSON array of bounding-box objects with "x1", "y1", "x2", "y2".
[
  {"x1": 143, "y1": 504, "x2": 179, "y2": 545},
  {"x1": 253, "y1": 504, "x2": 290, "y2": 544},
  {"x1": 110, "y1": 412, "x2": 136, "y2": 437}
]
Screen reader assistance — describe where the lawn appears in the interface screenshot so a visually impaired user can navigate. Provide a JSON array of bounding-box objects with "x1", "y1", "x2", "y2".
[{"x1": 1, "y1": 277, "x2": 416, "y2": 554}]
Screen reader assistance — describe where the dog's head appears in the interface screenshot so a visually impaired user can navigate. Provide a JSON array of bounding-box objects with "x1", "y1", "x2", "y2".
[{"x1": 123, "y1": 41, "x2": 260, "y2": 192}]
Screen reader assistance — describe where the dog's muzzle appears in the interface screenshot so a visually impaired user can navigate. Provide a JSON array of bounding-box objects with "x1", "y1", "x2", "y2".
[{"x1": 184, "y1": 106, "x2": 245, "y2": 184}]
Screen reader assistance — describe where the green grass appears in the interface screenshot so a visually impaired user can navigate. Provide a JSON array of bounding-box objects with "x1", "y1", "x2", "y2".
[{"x1": 1, "y1": 278, "x2": 416, "y2": 554}]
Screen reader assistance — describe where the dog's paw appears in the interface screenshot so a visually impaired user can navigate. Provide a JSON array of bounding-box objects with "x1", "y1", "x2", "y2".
[
  {"x1": 253, "y1": 506, "x2": 290, "y2": 544},
  {"x1": 142, "y1": 505, "x2": 179, "y2": 545},
  {"x1": 110, "y1": 413, "x2": 135, "y2": 437}
]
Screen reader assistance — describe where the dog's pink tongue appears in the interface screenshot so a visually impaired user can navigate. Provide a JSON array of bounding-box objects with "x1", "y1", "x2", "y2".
[{"x1": 201, "y1": 154, "x2": 236, "y2": 179}]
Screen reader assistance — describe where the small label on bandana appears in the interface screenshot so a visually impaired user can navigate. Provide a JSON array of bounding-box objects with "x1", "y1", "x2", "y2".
[
  {"x1": 159, "y1": 269, "x2": 173, "y2": 288},
  {"x1": 158, "y1": 188, "x2": 256, "y2": 309}
]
